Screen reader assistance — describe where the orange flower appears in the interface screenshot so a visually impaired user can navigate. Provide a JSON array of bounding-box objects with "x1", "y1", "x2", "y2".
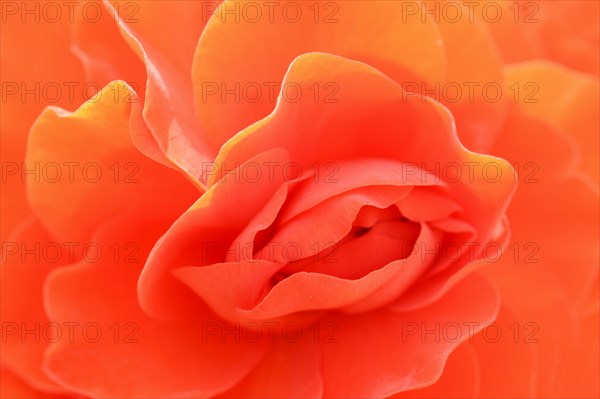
[{"x1": 1, "y1": 1, "x2": 597, "y2": 398}]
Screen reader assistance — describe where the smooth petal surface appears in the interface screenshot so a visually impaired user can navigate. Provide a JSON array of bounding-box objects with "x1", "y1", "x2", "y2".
[
  {"x1": 493, "y1": 110, "x2": 599, "y2": 306},
  {"x1": 173, "y1": 260, "x2": 281, "y2": 322},
  {"x1": 485, "y1": 0, "x2": 599, "y2": 76},
  {"x1": 218, "y1": 336, "x2": 323, "y2": 399},
  {"x1": 434, "y1": 3, "x2": 507, "y2": 150},
  {"x1": 462, "y1": 106, "x2": 600, "y2": 397},
  {"x1": 107, "y1": 0, "x2": 221, "y2": 185},
  {"x1": 193, "y1": 0, "x2": 445, "y2": 152},
  {"x1": 0, "y1": 367, "x2": 63, "y2": 399},
  {"x1": 0, "y1": 219, "x2": 71, "y2": 394},
  {"x1": 139, "y1": 149, "x2": 293, "y2": 320},
  {"x1": 70, "y1": 2, "x2": 145, "y2": 91},
  {"x1": 266, "y1": 186, "x2": 412, "y2": 264},
  {"x1": 26, "y1": 81, "x2": 199, "y2": 243},
  {"x1": 0, "y1": 12, "x2": 84, "y2": 241},
  {"x1": 506, "y1": 61, "x2": 600, "y2": 182},
  {"x1": 319, "y1": 272, "x2": 499, "y2": 398},
  {"x1": 477, "y1": 266, "x2": 577, "y2": 398},
  {"x1": 270, "y1": 159, "x2": 439, "y2": 227},
  {"x1": 216, "y1": 52, "x2": 516, "y2": 272},
  {"x1": 193, "y1": 0, "x2": 509, "y2": 152},
  {"x1": 43, "y1": 216, "x2": 267, "y2": 398},
  {"x1": 392, "y1": 343, "x2": 481, "y2": 399}
]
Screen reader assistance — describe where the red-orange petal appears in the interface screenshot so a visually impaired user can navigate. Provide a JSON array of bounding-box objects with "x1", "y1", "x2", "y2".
[
  {"x1": 485, "y1": 0, "x2": 599, "y2": 76},
  {"x1": 26, "y1": 81, "x2": 199, "y2": 243},
  {"x1": 0, "y1": 218, "x2": 71, "y2": 394},
  {"x1": 1, "y1": 10, "x2": 84, "y2": 240},
  {"x1": 139, "y1": 149, "x2": 293, "y2": 320},
  {"x1": 319, "y1": 272, "x2": 499, "y2": 397},
  {"x1": 193, "y1": 0, "x2": 445, "y2": 152},
  {"x1": 505, "y1": 61, "x2": 600, "y2": 182},
  {"x1": 107, "y1": 0, "x2": 221, "y2": 185},
  {"x1": 0, "y1": 366, "x2": 65, "y2": 399},
  {"x1": 218, "y1": 335, "x2": 323, "y2": 399},
  {"x1": 43, "y1": 216, "x2": 267, "y2": 398}
]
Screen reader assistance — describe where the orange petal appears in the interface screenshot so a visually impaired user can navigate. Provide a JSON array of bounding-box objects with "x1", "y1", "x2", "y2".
[
  {"x1": 477, "y1": 265, "x2": 578, "y2": 397},
  {"x1": 237, "y1": 225, "x2": 433, "y2": 320},
  {"x1": 139, "y1": 149, "x2": 292, "y2": 320},
  {"x1": 535, "y1": 0, "x2": 599, "y2": 76},
  {"x1": 281, "y1": 218, "x2": 420, "y2": 280},
  {"x1": 319, "y1": 272, "x2": 499, "y2": 397},
  {"x1": 463, "y1": 306, "x2": 540, "y2": 398},
  {"x1": 266, "y1": 186, "x2": 413, "y2": 264},
  {"x1": 270, "y1": 159, "x2": 440, "y2": 227},
  {"x1": 216, "y1": 52, "x2": 515, "y2": 268},
  {"x1": 1, "y1": 9, "x2": 84, "y2": 240},
  {"x1": 480, "y1": 107, "x2": 600, "y2": 396},
  {"x1": 218, "y1": 334, "x2": 323, "y2": 398},
  {"x1": 43, "y1": 216, "x2": 267, "y2": 398},
  {"x1": 71, "y1": 2, "x2": 145, "y2": 92},
  {"x1": 390, "y1": 343, "x2": 480, "y2": 399},
  {"x1": 193, "y1": 0, "x2": 445, "y2": 152},
  {"x1": 0, "y1": 218, "x2": 71, "y2": 394},
  {"x1": 484, "y1": 1, "x2": 545, "y2": 65},
  {"x1": 0, "y1": 366, "x2": 65, "y2": 399},
  {"x1": 173, "y1": 260, "x2": 281, "y2": 322},
  {"x1": 107, "y1": 0, "x2": 221, "y2": 185},
  {"x1": 485, "y1": 0, "x2": 599, "y2": 76},
  {"x1": 434, "y1": 2, "x2": 507, "y2": 151},
  {"x1": 493, "y1": 110, "x2": 599, "y2": 306},
  {"x1": 506, "y1": 61, "x2": 600, "y2": 182},
  {"x1": 26, "y1": 81, "x2": 199, "y2": 243},
  {"x1": 0, "y1": 10, "x2": 84, "y2": 135},
  {"x1": 194, "y1": 0, "x2": 511, "y2": 152},
  {"x1": 561, "y1": 308, "x2": 600, "y2": 398}
]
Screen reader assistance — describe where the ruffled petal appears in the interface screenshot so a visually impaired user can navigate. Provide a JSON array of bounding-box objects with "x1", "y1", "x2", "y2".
[
  {"x1": 218, "y1": 336, "x2": 323, "y2": 399},
  {"x1": 193, "y1": 0, "x2": 445, "y2": 152},
  {"x1": 215, "y1": 53, "x2": 515, "y2": 241},
  {"x1": 319, "y1": 272, "x2": 499, "y2": 397},
  {"x1": 26, "y1": 81, "x2": 199, "y2": 243},
  {"x1": 43, "y1": 216, "x2": 266, "y2": 398},
  {"x1": 0, "y1": 11, "x2": 84, "y2": 239},
  {"x1": 505, "y1": 61, "x2": 599, "y2": 182},
  {"x1": 139, "y1": 149, "x2": 292, "y2": 320},
  {"x1": 0, "y1": 366, "x2": 64, "y2": 399},
  {"x1": 470, "y1": 106, "x2": 600, "y2": 397},
  {"x1": 485, "y1": 0, "x2": 599, "y2": 76},
  {"x1": 107, "y1": 0, "x2": 221, "y2": 185},
  {"x1": 0, "y1": 219, "x2": 72, "y2": 394},
  {"x1": 493, "y1": 110, "x2": 599, "y2": 306}
]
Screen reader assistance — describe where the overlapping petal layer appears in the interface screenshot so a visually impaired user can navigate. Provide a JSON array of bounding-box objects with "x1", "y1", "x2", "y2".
[
  {"x1": 26, "y1": 81, "x2": 199, "y2": 243},
  {"x1": 106, "y1": 0, "x2": 222, "y2": 184},
  {"x1": 43, "y1": 216, "x2": 268, "y2": 398},
  {"x1": 193, "y1": 0, "x2": 507, "y2": 153},
  {"x1": 0, "y1": 14, "x2": 84, "y2": 241}
]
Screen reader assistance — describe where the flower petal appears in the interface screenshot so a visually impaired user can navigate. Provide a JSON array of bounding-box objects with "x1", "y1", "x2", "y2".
[
  {"x1": 1, "y1": 12, "x2": 84, "y2": 240},
  {"x1": 218, "y1": 335, "x2": 323, "y2": 399},
  {"x1": 0, "y1": 366, "x2": 63, "y2": 399},
  {"x1": 26, "y1": 81, "x2": 199, "y2": 243},
  {"x1": 319, "y1": 272, "x2": 499, "y2": 397},
  {"x1": 506, "y1": 61, "x2": 600, "y2": 182},
  {"x1": 107, "y1": 0, "x2": 221, "y2": 185},
  {"x1": 493, "y1": 110, "x2": 599, "y2": 306},
  {"x1": 0, "y1": 219, "x2": 71, "y2": 394},
  {"x1": 43, "y1": 216, "x2": 267, "y2": 398},
  {"x1": 193, "y1": 0, "x2": 444, "y2": 152},
  {"x1": 139, "y1": 149, "x2": 292, "y2": 320},
  {"x1": 485, "y1": 1, "x2": 599, "y2": 76},
  {"x1": 216, "y1": 51, "x2": 516, "y2": 272}
]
